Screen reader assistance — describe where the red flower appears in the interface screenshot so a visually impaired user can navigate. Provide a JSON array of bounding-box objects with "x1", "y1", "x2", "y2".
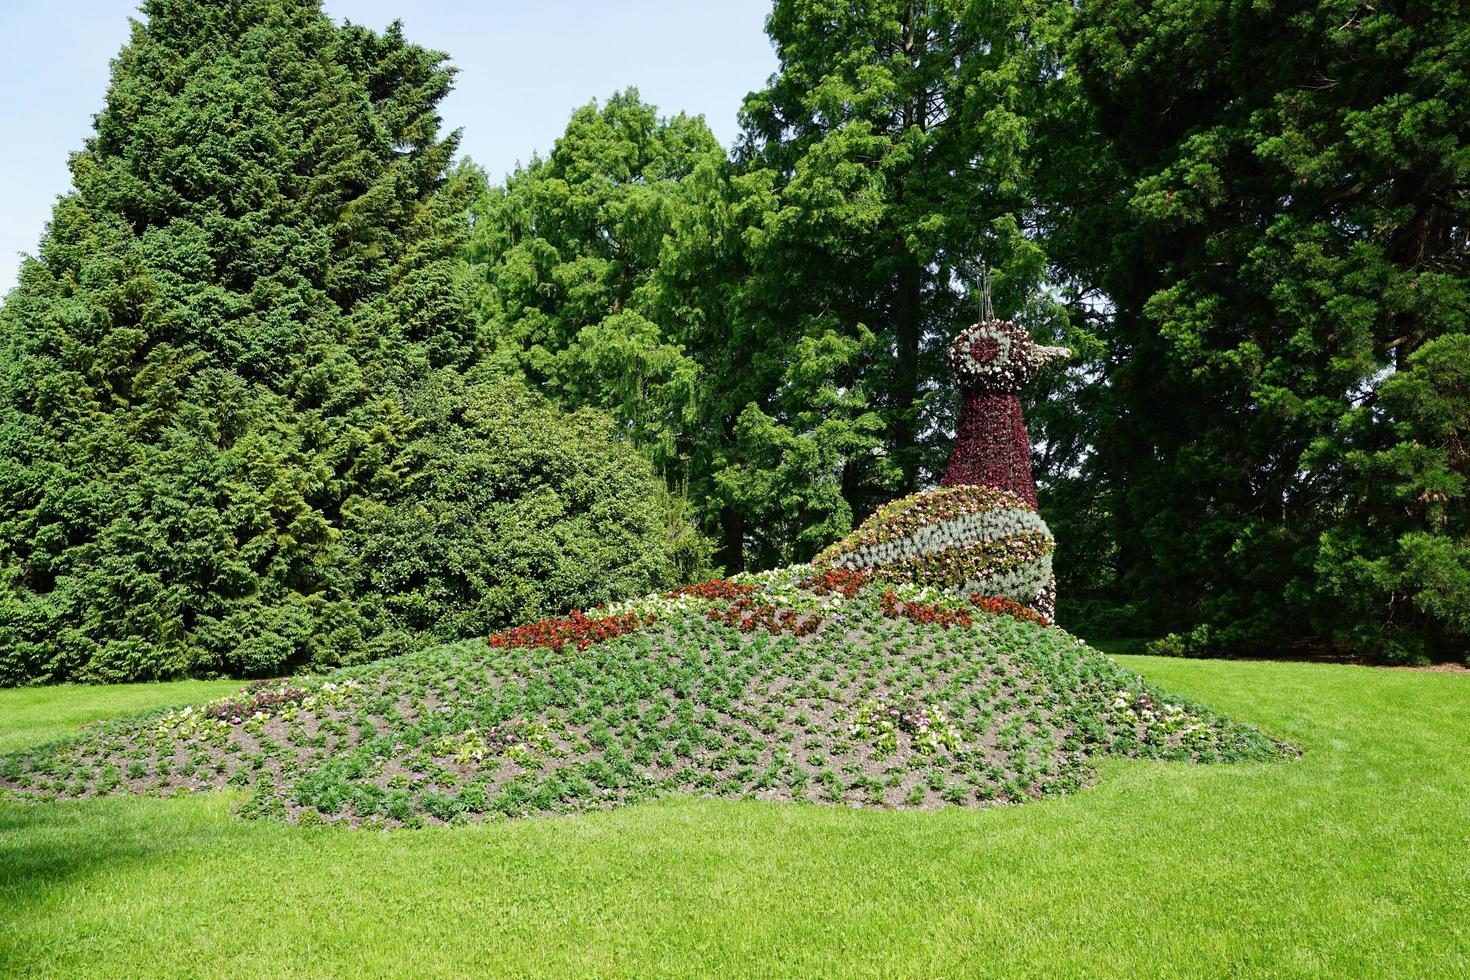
[
  {"x1": 799, "y1": 567, "x2": 868, "y2": 598},
  {"x1": 879, "y1": 590, "x2": 974, "y2": 629},
  {"x1": 969, "y1": 593, "x2": 1050, "y2": 626},
  {"x1": 487, "y1": 609, "x2": 656, "y2": 651},
  {"x1": 665, "y1": 578, "x2": 756, "y2": 601}
]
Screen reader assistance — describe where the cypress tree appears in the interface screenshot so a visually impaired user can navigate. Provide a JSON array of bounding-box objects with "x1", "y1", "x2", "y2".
[{"x1": 0, "y1": 0, "x2": 679, "y2": 683}]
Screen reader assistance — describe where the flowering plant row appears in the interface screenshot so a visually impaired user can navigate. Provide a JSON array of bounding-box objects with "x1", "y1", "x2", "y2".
[
  {"x1": 825, "y1": 504, "x2": 1050, "y2": 572},
  {"x1": 815, "y1": 485, "x2": 1033, "y2": 559},
  {"x1": 799, "y1": 567, "x2": 868, "y2": 598},
  {"x1": 665, "y1": 578, "x2": 756, "y2": 601},
  {"x1": 706, "y1": 595, "x2": 825, "y2": 635},
  {"x1": 487, "y1": 609, "x2": 657, "y2": 651},
  {"x1": 489, "y1": 558, "x2": 1051, "y2": 660},
  {"x1": 971, "y1": 594, "x2": 1050, "y2": 626},
  {"x1": 603, "y1": 575, "x2": 768, "y2": 620},
  {"x1": 733, "y1": 564, "x2": 840, "y2": 612},
  {"x1": 856, "y1": 533, "x2": 1051, "y2": 593},
  {"x1": 813, "y1": 483, "x2": 1055, "y2": 615},
  {"x1": 880, "y1": 589, "x2": 975, "y2": 629}
]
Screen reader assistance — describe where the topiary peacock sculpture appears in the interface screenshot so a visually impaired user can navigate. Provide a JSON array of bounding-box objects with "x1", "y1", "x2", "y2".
[
  {"x1": 940, "y1": 320, "x2": 1071, "y2": 507},
  {"x1": 816, "y1": 319, "x2": 1069, "y2": 619}
]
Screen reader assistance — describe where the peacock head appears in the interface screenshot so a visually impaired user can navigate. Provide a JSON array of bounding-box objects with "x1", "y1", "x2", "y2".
[{"x1": 947, "y1": 320, "x2": 1070, "y2": 393}]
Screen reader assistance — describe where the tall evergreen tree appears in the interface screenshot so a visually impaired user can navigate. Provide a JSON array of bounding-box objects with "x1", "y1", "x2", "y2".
[
  {"x1": 1067, "y1": 0, "x2": 1470, "y2": 658},
  {"x1": 0, "y1": 1, "x2": 679, "y2": 684},
  {"x1": 737, "y1": 0, "x2": 1078, "y2": 531}
]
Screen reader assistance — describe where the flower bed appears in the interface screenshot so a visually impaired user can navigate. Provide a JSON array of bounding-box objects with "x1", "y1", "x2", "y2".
[
  {"x1": 815, "y1": 486, "x2": 1034, "y2": 557},
  {"x1": 488, "y1": 610, "x2": 657, "y2": 651},
  {"x1": 1, "y1": 596, "x2": 1294, "y2": 827}
]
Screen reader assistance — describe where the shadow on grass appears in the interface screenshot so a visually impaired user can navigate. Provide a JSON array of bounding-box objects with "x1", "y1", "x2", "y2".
[
  {"x1": 0, "y1": 793, "x2": 241, "y2": 919},
  {"x1": 0, "y1": 803, "x2": 139, "y2": 905}
]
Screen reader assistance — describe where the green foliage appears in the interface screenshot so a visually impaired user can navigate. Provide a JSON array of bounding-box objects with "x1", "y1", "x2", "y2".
[
  {"x1": 465, "y1": 1, "x2": 1082, "y2": 572},
  {"x1": 343, "y1": 374, "x2": 681, "y2": 645},
  {"x1": 739, "y1": 0, "x2": 1080, "y2": 508},
  {"x1": 0, "y1": 1, "x2": 679, "y2": 684},
  {"x1": 466, "y1": 89, "x2": 717, "y2": 452},
  {"x1": 1055, "y1": 0, "x2": 1470, "y2": 659},
  {"x1": 1312, "y1": 333, "x2": 1470, "y2": 659},
  {"x1": 464, "y1": 90, "x2": 750, "y2": 567}
]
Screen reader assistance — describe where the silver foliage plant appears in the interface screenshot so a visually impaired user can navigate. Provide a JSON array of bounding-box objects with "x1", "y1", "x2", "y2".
[{"x1": 815, "y1": 486, "x2": 1056, "y2": 618}]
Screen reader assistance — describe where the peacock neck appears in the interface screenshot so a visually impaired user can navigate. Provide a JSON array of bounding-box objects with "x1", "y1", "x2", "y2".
[{"x1": 939, "y1": 389, "x2": 1038, "y2": 509}]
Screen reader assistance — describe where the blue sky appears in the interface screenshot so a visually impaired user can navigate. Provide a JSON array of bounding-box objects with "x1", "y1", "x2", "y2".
[{"x1": 0, "y1": 0, "x2": 777, "y2": 294}]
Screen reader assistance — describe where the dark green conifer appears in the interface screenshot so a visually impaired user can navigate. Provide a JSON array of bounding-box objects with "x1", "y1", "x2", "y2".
[{"x1": 0, "y1": 0, "x2": 678, "y2": 683}]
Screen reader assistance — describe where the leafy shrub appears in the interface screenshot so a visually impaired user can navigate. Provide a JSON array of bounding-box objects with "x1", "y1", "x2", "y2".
[
  {"x1": 347, "y1": 376, "x2": 682, "y2": 649},
  {"x1": 1143, "y1": 632, "x2": 1210, "y2": 659}
]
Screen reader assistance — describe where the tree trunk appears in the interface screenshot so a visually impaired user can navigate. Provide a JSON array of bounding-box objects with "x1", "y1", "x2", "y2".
[
  {"x1": 718, "y1": 504, "x2": 745, "y2": 574},
  {"x1": 892, "y1": 260, "x2": 924, "y2": 492}
]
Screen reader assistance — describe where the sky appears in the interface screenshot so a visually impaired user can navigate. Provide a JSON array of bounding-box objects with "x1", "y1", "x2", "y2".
[{"x1": 0, "y1": 0, "x2": 778, "y2": 294}]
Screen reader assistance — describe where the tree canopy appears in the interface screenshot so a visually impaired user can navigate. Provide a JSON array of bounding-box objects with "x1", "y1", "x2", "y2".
[
  {"x1": 0, "y1": 0, "x2": 681, "y2": 684},
  {"x1": 1062, "y1": 0, "x2": 1469, "y2": 658},
  {"x1": 465, "y1": 0, "x2": 1467, "y2": 661},
  {"x1": 3, "y1": 0, "x2": 1466, "y2": 675}
]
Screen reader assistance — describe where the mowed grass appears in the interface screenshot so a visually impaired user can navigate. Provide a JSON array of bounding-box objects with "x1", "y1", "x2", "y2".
[
  {"x1": 1, "y1": 657, "x2": 1466, "y2": 977},
  {"x1": 0, "y1": 679, "x2": 244, "y2": 754}
]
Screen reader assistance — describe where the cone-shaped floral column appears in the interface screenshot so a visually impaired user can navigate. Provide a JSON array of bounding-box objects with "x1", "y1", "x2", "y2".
[{"x1": 940, "y1": 320, "x2": 1070, "y2": 507}]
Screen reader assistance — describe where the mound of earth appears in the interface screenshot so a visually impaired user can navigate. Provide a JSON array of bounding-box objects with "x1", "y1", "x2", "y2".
[{"x1": 0, "y1": 568, "x2": 1294, "y2": 827}]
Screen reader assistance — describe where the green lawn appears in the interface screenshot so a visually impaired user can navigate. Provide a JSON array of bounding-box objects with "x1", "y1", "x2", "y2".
[
  {"x1": 0, "y1": 678, "x2": 245, "y2": 754},
  {"x1": 2, "y1": 657, "x2": 1466, "y2": 977}
]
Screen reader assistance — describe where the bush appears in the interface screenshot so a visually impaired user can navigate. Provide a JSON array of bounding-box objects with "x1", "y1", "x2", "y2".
[
  {"x1": 1143, "y1": 631, "x2": 1211, "y2": 659},
  {"x1": 339, "y1": 374, "x2": 683, "y2": 653}
]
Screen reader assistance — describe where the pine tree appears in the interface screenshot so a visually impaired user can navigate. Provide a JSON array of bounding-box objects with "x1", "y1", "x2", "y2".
[{"x1": 0, "y1": 1, "x2": 678, "y2": 683}]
